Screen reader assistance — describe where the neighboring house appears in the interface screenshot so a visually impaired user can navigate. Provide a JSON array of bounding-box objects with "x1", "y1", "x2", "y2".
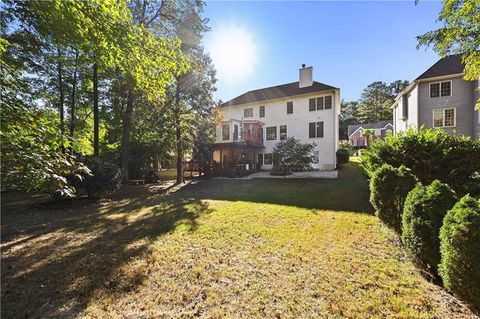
[
  {"x1": 347, "y1": 120, "x2": 393, "y2": 147},
  {"x1": 212, "y1": 65, "x2": 340, "y2": 170},
  {"x1": 393, "y1": 55, "x2": 480, "y2": 139}
]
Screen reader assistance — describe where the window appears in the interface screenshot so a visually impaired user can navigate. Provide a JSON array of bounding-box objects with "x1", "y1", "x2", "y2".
[
  {"x1": 441, "y1": 81, "x2": 451, "y2": 97},
  {"x1": 287, "y1": 101, "x2": 293, "y2": 114},
  {"x1": 259, "y1": 105, "x2": 265, "y2": 117},
  {"x1": 233, "y1": 124, "x2": 239, "y2": 141},
  {"x1": 257, "y1": 154, "x2": 263, "y2": 166},
  {"x1": 309, "y1": 98, "x2": 316, "y2": 111},
  {"x1": 222, "y1": 124, "x2": 230, "y2": 140},
  {"x1": 280, "y1": 125, "x2": 287, "y2": 140},
  {"x1": 266, "y1": 126, "x2": 277, "y2": 140},
  {"x1": 264, "y1": 153, "x2": 273, "y2": 165},
  {"x1": 309, "y1": 122, "x2": 324, "y2": 138},
  {"x1": 324, "y1": 95, "x2": 332, "y2": 109},
  {"x1": 316, "y1": 122, "x2": 324, "y2": 138},
  {"x1": 309, "y1": 122, "x2": 316, "y2": 138},
  {"x1": 317, "y1": 97, "x2": 324, "y2": 110},
  {"x1": 430, "y1": 81, "x2": 451, "y2": 98},
  {"x1": 402, "y1": 96, "x2": 409, "y2": 120},
  {"x1": 433, "y1": 108, "x2": 455, "y2": 127},
  {"x1": 244, "y1": 107, "x2": 253, "y2": 118},
  {"x1": 312, "y1": 151, "x2": 319, "y2": 164}
]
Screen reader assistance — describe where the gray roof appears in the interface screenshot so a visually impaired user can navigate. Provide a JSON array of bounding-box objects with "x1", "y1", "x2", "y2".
[
  {"x1": 221, "y1": 81, "x2": 338, "y2": 107},
  {"x1": 416, "y1": 54, "x2": 464, "y2": 80},
  {"x1": 348, "y1": 120, "x2": 393, "y2": 136}
]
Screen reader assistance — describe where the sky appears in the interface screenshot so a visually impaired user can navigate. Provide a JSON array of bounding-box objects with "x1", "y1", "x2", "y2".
[{"x1": 202, "y1": 1, "x2": 444, "y2": 103}]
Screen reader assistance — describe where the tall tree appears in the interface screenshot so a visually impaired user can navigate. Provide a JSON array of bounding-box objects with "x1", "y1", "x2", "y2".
[
  {"x1": 339, "y1": 100, "x2": 359, "y2": 140},
  {"x1": 356, "y1": 81, "x2": 395, "y2": 123},
  {"x1": 390, "y1": 80, "x2": 409, "y2": 96}
]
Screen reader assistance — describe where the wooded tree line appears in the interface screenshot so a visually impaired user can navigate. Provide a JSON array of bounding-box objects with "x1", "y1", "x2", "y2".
[
  {"x1": 339, "y1": 80, "x2": 408, "y2": 140},
  {"x1": 1, "y1": 0, "x2": 217, "y2": 196}
]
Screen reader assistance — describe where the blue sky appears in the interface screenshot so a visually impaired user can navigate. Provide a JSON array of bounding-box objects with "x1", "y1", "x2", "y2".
[{"x1": 202, "y1": 1, "x2": 443, "y2": 103}]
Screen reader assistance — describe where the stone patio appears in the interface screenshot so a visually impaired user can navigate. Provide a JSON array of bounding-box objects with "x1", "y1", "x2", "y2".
[{"x1": 214, "y1": 170, "x2": 338, "y2": 180}]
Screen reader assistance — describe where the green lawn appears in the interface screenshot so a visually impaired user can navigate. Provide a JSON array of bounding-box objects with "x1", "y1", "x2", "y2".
[{"x1": 1, "y1": 158, "x2": 476, "y2": 318}]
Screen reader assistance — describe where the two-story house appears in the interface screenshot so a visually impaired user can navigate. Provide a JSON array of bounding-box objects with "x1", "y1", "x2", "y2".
[
  {"x1": 212, "y1": 65, "x2": 340, "y2": 171},
  {"x1": 393, "y1": 55, "x2": 480, "y2": 138},
  {"x1": 348, "y1": 120, "x2": 393, "y2": 148}
]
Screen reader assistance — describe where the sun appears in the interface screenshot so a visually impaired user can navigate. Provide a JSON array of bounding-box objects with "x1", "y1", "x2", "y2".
[{"x1": 206, "y1": 23, "x2": 258, "y2": 82}]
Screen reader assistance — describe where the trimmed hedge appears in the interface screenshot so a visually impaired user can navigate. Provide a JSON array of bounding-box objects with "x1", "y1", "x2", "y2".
[
  {"x1": 401, "y1": 180, "x2": 456, "y2": 278},
  {"x1": 439, "y1": 195, "x2": 480, "y2": 311},
  {"x1": 361, "y1": 129, "x2": 480, "y2": 196},
  {"x1": 369, "y1": 164, "x2": 416, "y2": 233},
  {"x1": 336, "y1": 149, "x2": 349, "y2": 166}
]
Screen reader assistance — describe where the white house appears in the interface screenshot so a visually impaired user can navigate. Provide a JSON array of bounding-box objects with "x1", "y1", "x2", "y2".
[
  {"x1": 212, "y1": 65, "x2": 340, "y2": 171},
  {"x1": 393, "y1": 55, "x2": 480, "y2": 138}
]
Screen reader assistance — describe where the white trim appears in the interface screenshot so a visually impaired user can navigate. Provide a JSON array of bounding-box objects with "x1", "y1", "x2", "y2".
[
  {"x1": 429, "y1": 80, "x2": 452, "y2": 99},
  {"x1": 417, "y1": 73, "x2": 463, "y2": 83},
  {"x1": 432, "y1": 107, "x2": 456, "y2": 128},
  {"x1": 348, "y1": 126, "x2": 364, "y2": 138}
]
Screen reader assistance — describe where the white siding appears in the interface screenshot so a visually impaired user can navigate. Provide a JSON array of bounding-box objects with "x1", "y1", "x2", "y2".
[{"x1": 215, "y1": 89, "x2": 340, "y2": 170}]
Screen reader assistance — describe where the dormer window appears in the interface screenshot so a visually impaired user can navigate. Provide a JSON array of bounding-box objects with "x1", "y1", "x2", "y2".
[{"x1": 430, "y1": 81, "x2": 451, "y2": 98}]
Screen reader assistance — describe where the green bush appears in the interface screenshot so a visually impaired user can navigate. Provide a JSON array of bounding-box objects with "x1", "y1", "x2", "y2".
[
  {"x1": 338, "y1": 140, "x2": 353, "y2": 151},
  {"x1": 73, "y1": 158, "x2": 122, "y2": 200},
  {"x1": 402, "y1": 180, "x2": 457, "y2": 278},
  {"x1": 361, "y1": 129, "x2": 480, "y2": 196},
  {"x1": 336, "y1": 149, "x2": 350, "y2": 166},
  {"x1": 369, "y1": 164, "x2": 417, "y2": 233},
  {"x1": 439, "y1": 195, "x2": 480, "y2": 311}
]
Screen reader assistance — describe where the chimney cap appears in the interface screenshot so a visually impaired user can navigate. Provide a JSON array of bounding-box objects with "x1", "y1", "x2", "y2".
[{"x1": 301, "y1": 63, "x2": 306, "y2": 68}]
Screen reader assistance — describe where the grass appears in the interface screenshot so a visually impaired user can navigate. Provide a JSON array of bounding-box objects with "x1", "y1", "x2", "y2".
[{"x1": 1, "y1": 158, "x2": 477, "y2": 318}]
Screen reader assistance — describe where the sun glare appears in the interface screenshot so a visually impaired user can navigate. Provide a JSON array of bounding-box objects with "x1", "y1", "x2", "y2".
[{"x1": 206, "y1": 23, "x2": 258, "y2": 82}]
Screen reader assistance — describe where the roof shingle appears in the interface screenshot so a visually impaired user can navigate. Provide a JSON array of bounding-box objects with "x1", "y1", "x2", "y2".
[
  {"x1": 221, "y1": 81, "x2": 338, "y2": 107},
  {"x1": 415, "y1": 54, "x2": 464, "y2": 80},
  {"x1": 348, "y1": 120, "x2": 393, "y2": 136}
]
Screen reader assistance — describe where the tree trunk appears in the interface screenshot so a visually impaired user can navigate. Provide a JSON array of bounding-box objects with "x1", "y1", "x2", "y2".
[
  {"x1": 174, "y1": 85, "x2": 184, "y2": 184},
  {"x1": 121, "y1": 89, "x2": 134, "y2": 183},
  {"x1": 93, "y1": 62, "x2": 99, "y2": 156},
  {"x1": 69, "y1": 50, "x2": 79, "y2": 139},
  {"x1": 57, "y1": 48, "x2": 64, "y2": 152}
]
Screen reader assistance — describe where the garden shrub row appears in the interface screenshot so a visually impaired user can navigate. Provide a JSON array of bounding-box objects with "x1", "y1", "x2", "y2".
[{"x1": 363, "y1": 129, "x2": 480, "y2": 312}]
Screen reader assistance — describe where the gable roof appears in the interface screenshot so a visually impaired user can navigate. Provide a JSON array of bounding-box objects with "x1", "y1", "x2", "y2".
[
  {"x1": 221, "y1": 81, "x2": 338, "y2": 107},
  {"x1": 348, "y1": 120, "x2": 393, "y2": 136},
  {"x1": 415, "y1": 54, "x2": 464, "y2": 80}
]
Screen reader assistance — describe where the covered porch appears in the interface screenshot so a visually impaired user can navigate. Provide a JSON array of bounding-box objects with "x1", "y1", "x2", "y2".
[{"x1": 211, "y1": 142, "x2": 264, "y2": 177}]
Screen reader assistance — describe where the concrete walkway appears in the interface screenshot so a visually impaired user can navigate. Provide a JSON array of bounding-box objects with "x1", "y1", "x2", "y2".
[{"x1": 214, "y1": 170, "x2": 338, "y2": 180}]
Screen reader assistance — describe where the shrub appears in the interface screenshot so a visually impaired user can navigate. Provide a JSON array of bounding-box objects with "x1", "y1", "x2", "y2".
[
  {"x1": 402, "y1": 180, "x2": 457, "y2": 278},
  {"x1": 369, "y1": 164, "x2": 416, "y2": 233},
  {"x1": 73, "y1": 159, "x2": 122, "y2": 200},
  {"x1": 338, "y1": 140, "x2": 353, "y2": 151},
  {"x1": 272, "y1": 137, "x2": 316, "y2": 172},
  {"x1": 336, "y1": 149, "x2": 349, "y2": 166},
  {"x1": 361, "y1": 128, "x2": 480, "y2": 195},
  {"x1": 439, "y1": 195, "x2": 480, "y2": 311}
]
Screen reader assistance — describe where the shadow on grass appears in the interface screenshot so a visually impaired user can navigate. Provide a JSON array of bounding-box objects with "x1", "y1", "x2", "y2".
[
  {"x1": 0, "y1": 160, "x2": 371, "y2": 318},
  {"x1": 1, "y1": 186, "x2": 212, "y2": 318},
  {"x1": 179, "y1": 159, "x2": 373, "y2": 214}
]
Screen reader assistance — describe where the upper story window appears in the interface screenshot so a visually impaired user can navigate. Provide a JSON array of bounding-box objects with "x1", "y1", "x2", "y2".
[
  {"x1": 259, "y1": 105, "x2": 265, "y2": 117},
  {"x1": 309, "y1": 121, "x2": 324, "y2": 138},
  {"x1": 244, "y1": 107, "x2": 253, "y2": 118},
  {"x1": 233, "y1": 124, "x2": 239, "y2": 141},
  {"x1": 280, "y1": 125, "x2": 287, "y2": 140},
  {"x1": 266, "y1": 126, "x2": 277, "y2": 140},
  {"x1": 430, "y1": 81, "x2": 451, "y2": 98},
  {"x1": 433, "y1": 108, "x2": 455, "y2": 127},
  {"x1": 287, "y1": 101, "x2": 293, "y2": 114},
  {"x1": 222, "y1": 124, "x2": 230, "y2": 140},
  {"x1": 325, "y1": 96, "x2": 332, "y2": 109},
  {"x1": 308, "y1": 95, "x2": 332, "y2": 111}
]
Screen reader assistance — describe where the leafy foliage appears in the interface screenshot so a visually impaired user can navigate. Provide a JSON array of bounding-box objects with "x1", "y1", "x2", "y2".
[
  {"x1": 369, "y1": 164, "x2": 417, "y2": 233},
  {"x1": 402, "y1": 180, "x2": 457, "y2": 278},
  {"x1": 336, "y1": 149, "x2": 350, "y2": 166},
  {"x1": 417, "y1": 0, "x2": 480, "y2": 107},
  {"x1": 73, "y1": 158, "x2": 122, "y2": 200},
  {"x1": 439, "y1": 195, "x2": 480, "y2": 311},
  {"x1": 272, "y1": 137, "x2": 316, "y2": 173},
  {"x1": 338, "y1": 140, "x2": 353, "y2": 151},
  {"x1": 361, "y1": 129, "x2": 480, "y2": 196}
]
